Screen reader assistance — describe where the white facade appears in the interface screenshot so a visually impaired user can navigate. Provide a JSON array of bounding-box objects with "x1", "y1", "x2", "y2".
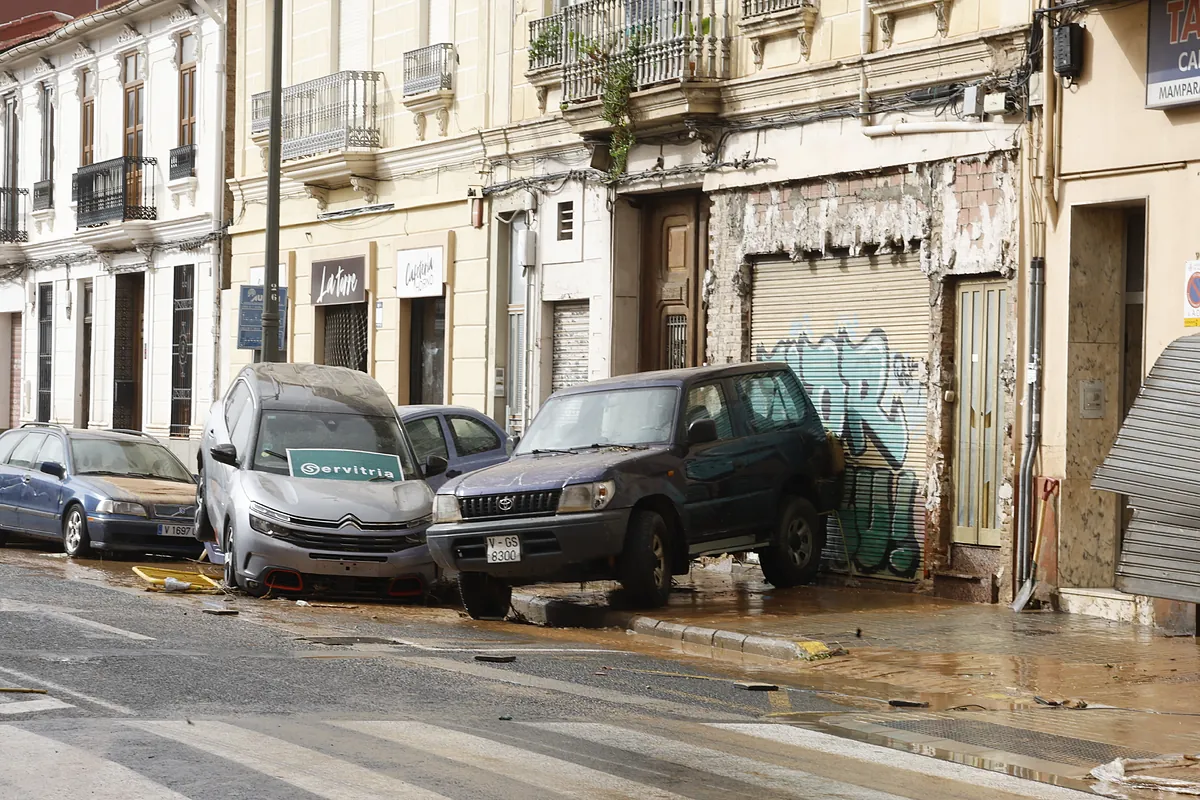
[{"x1": 0, "y1": 0, "x2": 227, "y2": 465}]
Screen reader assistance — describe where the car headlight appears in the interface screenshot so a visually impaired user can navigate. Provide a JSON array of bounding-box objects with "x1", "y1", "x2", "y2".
[
  {"x1": 433, "y1": 494, "x2": 461, "y2": 524},
  {"x1": 96, "y1": 500, "x2": 148, "y2": 517},
  {"x1": 248, "y1": 502, "x2": 293, "y2": 537},
  {"x1": 557, "y1": 480, "x2": 616, "y2": 513}
]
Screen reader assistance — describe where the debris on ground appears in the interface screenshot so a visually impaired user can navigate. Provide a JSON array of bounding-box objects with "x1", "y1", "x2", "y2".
[
  {"x1": 201, "y1": 608, "x2": 239, "y2": 616},
  {"x1": 888, "y1": 699, "x2": 930, "y2": 708},
  {"x1": 0, "y1": 688, "x2": 48, "y2": 694},
  {"x1": 295, "y1": 600, "x2": 311, "y2": 607},
  {"x1": 498, "y1": 715, "x2": 513, "y2": 721},
  {"x1": 1092, "y1": 754, "x2": 1200, "y2": 796},
  {"x1": 475, "y1": 655, "x2": 517, "y2": 663},
  {"x1": 132, "y1": 567, "x2": 221, "y2": 593},
  {"x1": 734, "y1": 681, "x2": 778, "y2": 692}
]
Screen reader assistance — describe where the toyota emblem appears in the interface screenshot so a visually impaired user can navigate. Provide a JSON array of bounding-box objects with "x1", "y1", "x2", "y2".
[{"x1": 498, "y1": 496, "x2": 515, "y2": 512}]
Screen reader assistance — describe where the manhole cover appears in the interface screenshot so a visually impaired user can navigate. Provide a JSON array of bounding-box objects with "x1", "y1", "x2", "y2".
[
  {"x1": 299, "y1": 636, "x2": 396, "y2": 646},
  {"x1": 879, "y1": 719, "x2": 1158, "y2": 767}
]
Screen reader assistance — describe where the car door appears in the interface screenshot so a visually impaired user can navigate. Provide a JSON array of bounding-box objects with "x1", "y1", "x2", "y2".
[
  {"x1": 730, "y1": 371, "x2": 807, "y2": 539},
  {"x1": 6, "y1": 432, "x2": 47, "y2": 534},
  {"x1": 445, "y1": 413, "x2": 508, "y2": 479},
  {"x1": 0, "y1": 431, "x2": 28, "y2": 530},
  {"x1": 403, "y1": 414, "x2": 452, "y2": 491},
  {"x1": 21, "y1": 433, "x2": 67, "y2": 537},
  {"x1": 679, "y1": 381, "x2": 746, "y2": 549}
]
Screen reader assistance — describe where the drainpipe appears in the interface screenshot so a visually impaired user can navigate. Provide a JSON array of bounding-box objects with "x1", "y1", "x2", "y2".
[
  {"x1": 1017, "y1": 257, "x2": 1045, "y2": 587},
  {"x1": 862, "y1": 122, "x2": 1014, "y2": 137},
  {"x1": 199, "y1": 0, "x2": 228, "y2": 411},
  {"x1": 1040, "y1": 6, "x2": 1059, "y2": 225},
  {"x1": 859, "y1": 0, "x2": 871, "y2": 126}
]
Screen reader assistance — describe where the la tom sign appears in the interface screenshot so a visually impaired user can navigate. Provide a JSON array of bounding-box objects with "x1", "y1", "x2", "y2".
[
  {"x1": 396, "y1": 247, "x2": 445, "y2": 298},
  {"x1": 311, "y1": 256, "x2": 367, "y2": 306},
  {"x1": 1147, "y1": 0, "x2": 1200, "y2": 108}
]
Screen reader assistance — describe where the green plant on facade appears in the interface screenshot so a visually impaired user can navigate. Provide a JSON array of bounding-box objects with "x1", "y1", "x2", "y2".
[{"x1": 528, "y1": 19, "x2": 562, "y2": 67}]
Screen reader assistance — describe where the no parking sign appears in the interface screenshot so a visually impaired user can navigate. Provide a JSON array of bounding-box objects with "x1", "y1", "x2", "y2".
[{"x1": 1187, "y1": 261, "x2": 1200, "y2": 328}]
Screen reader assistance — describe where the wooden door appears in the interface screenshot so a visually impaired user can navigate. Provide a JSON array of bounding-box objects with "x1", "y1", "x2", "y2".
[{"x1": 641, "y1": 194, "x2": 705, "y2": 372}]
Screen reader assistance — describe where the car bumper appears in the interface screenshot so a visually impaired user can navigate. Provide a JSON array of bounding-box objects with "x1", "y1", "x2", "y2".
[
  {"x1": 426, "y1": 508, "x2": 631, "y2": 582},
  {"x1": 234, "y1": 526, "x2": 438, "y2": 590},
  {"x1": 88, "y1": 515, "x2": 203, "y2": 556}
]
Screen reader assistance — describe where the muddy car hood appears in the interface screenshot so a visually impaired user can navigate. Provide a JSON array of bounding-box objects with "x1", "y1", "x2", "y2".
[
  {"x1": 76, "y1": 476, "x2": 196, "y2": 506},
  {"x1": 447, "y1": 448, "x2": 668, "y2": 496},
  {"x1": 239, "y1": 469, "x2": 433, "y2": 523}
]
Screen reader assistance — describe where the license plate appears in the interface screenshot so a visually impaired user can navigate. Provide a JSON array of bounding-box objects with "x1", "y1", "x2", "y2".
[
  {"x1": 486, "y1": 535, "x2": 521, "y2": 564},
  {"x1": 159, "y1": 524, "x2": 192, "y2": 538}
]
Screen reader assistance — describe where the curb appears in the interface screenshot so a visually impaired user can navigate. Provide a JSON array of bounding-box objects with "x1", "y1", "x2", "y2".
[{"x1": 510, "y1": 592, "x2": 838, "y2": 663}]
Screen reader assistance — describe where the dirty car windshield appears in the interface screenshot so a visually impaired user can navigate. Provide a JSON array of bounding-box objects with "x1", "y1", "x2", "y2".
[
  {"x1": 72, "y1": 439, "x2": 193, "y2": 483},
  {"x1": 252, "y1": 412, "x2": 416, "y2": 478},
  {"x1": 516, "y1": 387, "x2": 678, "y2": 453}
]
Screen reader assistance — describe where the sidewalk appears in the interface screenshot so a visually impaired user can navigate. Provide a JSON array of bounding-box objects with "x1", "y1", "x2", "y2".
[{"x1": 511, "y1": 564, "x2": 1200, "y2": 787}]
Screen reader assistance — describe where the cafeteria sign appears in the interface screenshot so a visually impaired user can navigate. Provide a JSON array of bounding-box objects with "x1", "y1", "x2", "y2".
[
  {"x1": 1147, "y1": 0, "x2": 1200, "y2": 109},
  {"x1": 286, "y1": 449, "x2": 403, "y2": 482}
]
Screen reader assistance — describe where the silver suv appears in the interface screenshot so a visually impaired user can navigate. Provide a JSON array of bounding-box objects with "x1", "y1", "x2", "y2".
[{"x1": 194, "y1": 363, "x2": 447, "y2": 598}]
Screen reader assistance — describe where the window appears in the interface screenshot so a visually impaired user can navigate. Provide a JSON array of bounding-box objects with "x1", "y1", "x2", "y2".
[
  {"x1": 170, "y1": 265, "x2": 195, "y2": 438},
  {"x1": 80, "y1": 67, "x2": 95, "y2": 165},
  {"x1": 0, "y1": 432, "x2": 26, "y2": 463},
  {"x1": 405, "y1": 416, "x2": 449, "y2": 463},
  {"x1": 337, "y1": 0, "x2": 371, "y2": 71},
  {"x1": 251, "y1": 411, "x2": 417, "y2": 478},
  {"x1": 449, "y1": 415, "x2": 501, "y2": 457},
  {"x1": 9, "y1": 433, "x2": 47, "y2": 468},
  {"x1": 515, "y1": 387, "x2": 678, "y2": 453},
  {"x1": 178, "y1": 34, "x2": 197, "y2": 147},
  {"x1": 123, "y1": 51, "x2": 145, "y2": 158},
  {"x1": 734, "y1": 372, "x2": 804, "y2": 435},
  {"x1": 684, "y1": 383, "x2": 734, "y2": 440},
  {"x1": 39, "y1": 84, "x2": 54, "y2": 182},
  {"x1": 223, "y1": 382, "x2": 251, "y2": 431},
  {"x1": 71, "y1": 438, "x2": 192, "y2": 482},
  {"x1": 1, "y1": 93, "x2": 16, "y2": 233},
  {"x1": 507, "y1": 214, "x2": 528, "y2": 434},
  {"x1": 228, "y1": 397, "x2": 257, "y2": 459},
  {"x1": 557, "y1": 201, "x2": 574, "y2": 241},
  {"x1": 37, "y1": 284, "x2": 53, "y2": 423},
  {"x1": 424, "y1": 0, "x2": 453, "y2": 46},
  {"x1": 38, "y1": 435, "x2": 64, "y2": 467}
]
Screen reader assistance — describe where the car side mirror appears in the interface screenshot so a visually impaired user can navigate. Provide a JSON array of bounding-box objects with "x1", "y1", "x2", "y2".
[
  {"x1": 507, "y1": 435, "x2": 519, "y2": 454},
  {"x1": 423, "y1": 455, "x2": 449, "y2": 479},
  {"x1": 39, "y1": 461, "x2": 66, "y2": 479},
  {"x1": 210, "y1": 443, "x2": 238, "y2": 467},
  {"x1": 687, "y1": 419, "x2": 718, "y2": 446}
]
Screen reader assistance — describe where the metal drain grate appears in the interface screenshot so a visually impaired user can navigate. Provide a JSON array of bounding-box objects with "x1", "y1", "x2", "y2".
[{"x1": 879, "y1": 719, "x2": 1159, "y2": 767}]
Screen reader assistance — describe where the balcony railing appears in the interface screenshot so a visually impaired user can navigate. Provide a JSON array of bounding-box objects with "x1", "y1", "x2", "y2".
[
  {"x1": 32, "y1": 180, "x2": 53, "y2": 212},
  {"x1": 528, "y1": 14, "x2": 564, "y2": 71},
  {"x1": 169, "y1": 144, "x2": 197, "y2": 180},
  {"x1": 404, "y1": 43, "x2": 455, "y2": 96},
  {"x1": 562, "y1": 0, "x2": 731, "y2": 104},
  {"x1": 0, "y1": 187, "x2": 28, "y2": 243},
  {"x1": 75, "y1": 156, "x2": 157, "y2": 228},
  {"x1": 742, "y1": 0, "x2": 808, "y2": 14},
  {"x1": 251, "y1": 70, "x2": 383, "y2": 162}
]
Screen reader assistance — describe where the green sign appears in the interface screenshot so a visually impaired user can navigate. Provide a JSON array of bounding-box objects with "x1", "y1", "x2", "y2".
[{"x1": 285, "y1": 449, "x2": 403, "y2": 482}]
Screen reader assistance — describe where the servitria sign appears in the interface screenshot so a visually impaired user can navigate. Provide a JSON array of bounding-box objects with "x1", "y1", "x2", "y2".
[{"x1": 311, "y1": 256, "x2": 367, "y2": 306}]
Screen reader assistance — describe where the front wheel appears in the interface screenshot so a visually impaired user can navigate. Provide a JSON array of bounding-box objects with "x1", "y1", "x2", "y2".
[
  {"x1": 759, "y1": 497, "x2": 824, "y2": 589},
  {"x1": 62, "y1": 505, "x2": 91, "y2": 558},
  {"x1": 458, "y1": 572, "x2": 511, "y2": 620},
  {"x1": 618, "y1": 509, "x2": 672, "y2": 608}
]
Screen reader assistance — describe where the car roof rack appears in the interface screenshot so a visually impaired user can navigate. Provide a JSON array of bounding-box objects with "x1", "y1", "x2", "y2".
[
  {"x1": 107, "y1": 428, "x2": 155, "y2": 439},
  {"x1": 20, "y1": 422, "x2": 66, "y2": 431}
]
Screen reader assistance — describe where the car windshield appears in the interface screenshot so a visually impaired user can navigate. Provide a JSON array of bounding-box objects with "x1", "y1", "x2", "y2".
[
  {"x1": 71, "y1": 439, "x2": 194, "y2": 483},
  {"x1": 515, "y1": 387, "x2": 678, "y2": 454},
  {"x1": 251, "y1": 411, "x2": 417, "y2": 479}
]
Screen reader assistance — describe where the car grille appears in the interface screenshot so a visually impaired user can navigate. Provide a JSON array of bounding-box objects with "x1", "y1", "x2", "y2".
[
  {"x1": 460, "y1": 490, "x2": 561, "y2": 520},
  {"x1": 286, "y1": 514, "x2": 427, "y2": 532},
  {"x1": 452, "y1": 531, "x2": 562, "y2": 562},
  {"x1": 153, "y1": 504, "x2": 197, "y2": 520},
  {"x1": 277, "y1": 529, "x2": 417, "y2": 554}
]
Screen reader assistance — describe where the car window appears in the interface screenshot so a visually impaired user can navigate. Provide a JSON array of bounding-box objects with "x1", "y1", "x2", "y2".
[
  {"x1": 515, "y1": 387, "x2": 678, "y2": 454},
  {"x1": 9, "y1": 432, "x2": 47, "y2": 468},
  {"x1": 229, "y1": 396, "x2": 257, "y2": 460},
  {"x1": 734, "y1": 373, "x2": 804, "y2": 434},
  {"x1": 224, "y1": 381, "x2": 251, "y2": 431},
  {"x1": 405, "y1": 416, "x2": 449, "y2": 462},
  {"x1": 449, "y1": 415, "x2": 501, "y2": 457},
  {"x1": 71, "y1": 439, "x2": 193, "y2": 482},
  {"x1": 38, "y1": 435, "x2": 65, "y2": 466},
  {"x1": 251, "y1": 411, "x2": 417, "y2": 479},
  {"x1": 0, "y1": 431, "x2": 25, "y2": 464},
  {"x1": 684, "y1": 383, "x2": 734, "y2": 441}
]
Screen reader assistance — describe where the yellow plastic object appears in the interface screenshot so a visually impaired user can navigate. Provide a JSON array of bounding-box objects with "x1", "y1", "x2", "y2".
[{"x1": 131, "y1": 566, "x2": 221, "y2": 591}]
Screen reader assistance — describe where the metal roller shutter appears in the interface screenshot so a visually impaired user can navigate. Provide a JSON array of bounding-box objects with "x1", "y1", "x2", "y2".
[
  {"x1": 750, "y1": 254, "x2": 931, "y2": 581},
  {"x1": 9, "y1": 313, "x2": 20, "y2": 428},
  {"x1": 337, "y1": 0, "x2": 370, "y2": 71},
  {"x1": 551, "y1": 300, "x2": 589, "y2": 393}
]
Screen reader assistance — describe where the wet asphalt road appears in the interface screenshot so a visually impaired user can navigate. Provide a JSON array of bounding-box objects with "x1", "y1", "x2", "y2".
[{"x1": 0, "y1": 544, "x2": 1098, "y2": 800}]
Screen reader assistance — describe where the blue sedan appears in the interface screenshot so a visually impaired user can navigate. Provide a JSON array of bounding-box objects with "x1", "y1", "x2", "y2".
[
  {"x1": 0, "y1": 424, "x2": 200, "y2": 558},
  {"x1": 398, "y1": 406, "x2": 513, "y2": 492}
]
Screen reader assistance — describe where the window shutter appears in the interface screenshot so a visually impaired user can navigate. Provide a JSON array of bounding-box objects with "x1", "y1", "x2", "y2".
[{"x1": 337, "y1": 0, "x2": 370, "y2": 71}]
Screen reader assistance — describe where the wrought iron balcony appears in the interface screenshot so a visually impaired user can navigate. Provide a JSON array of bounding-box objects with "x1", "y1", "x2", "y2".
[
  {"x1": 528, "y1": 14, "x2": 564, "y2": 71},
  {"x1": 403, "y1": 43, "x2": 455, "y2": 96},
  {"x1": 169, "y1": 144, "x2": 197, "y2": 180},
  {"x1": 251, "y1": 70, "x2": 383, "y2": 162},
  {"x1": 32, "y1": 180, "x2": 53, "y2": 212},
  {"x1": 562, "y1": 0, "x2": 731, "y2": 105},
  {"x1": 75, "y1": 156, "x2": 158, "y2": 228},
  {"x1": 0, "y1": 187, "x2": 29, "y2": 243},
  {"x1": 743, "y1": 0, "x2": 808, "y2": 14}
]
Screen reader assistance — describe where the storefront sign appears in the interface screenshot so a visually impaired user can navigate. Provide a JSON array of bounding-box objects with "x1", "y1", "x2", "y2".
[
  {"x1": 311, "y1": 256, "x2": 366, "y2": 306},
  {"x1": 396, "y1": 247, "x2": 445, "y2": 298},
  {"x1": 1147, "y1": 0, "x2": 1200, "y2": 109},
  {"x1": 285, "y1": 448, "x2": 403, "y2": 482},
  {"x1": 236, "y1": 285, "x2": 288, "y2": 350},
  {"x1": 1185, "y1": 261, "x2": 1200, "y2": 327}
]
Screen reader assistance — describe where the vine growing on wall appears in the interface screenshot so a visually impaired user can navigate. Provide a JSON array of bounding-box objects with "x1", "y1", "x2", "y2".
[{"x1": 600, "y1": 47, "x2": 638, "y2": 179}]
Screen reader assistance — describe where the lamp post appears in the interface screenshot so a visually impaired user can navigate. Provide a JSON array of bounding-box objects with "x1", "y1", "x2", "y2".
[{"x1": 260, "y1": 0, "x2": 284, "y2": 362}]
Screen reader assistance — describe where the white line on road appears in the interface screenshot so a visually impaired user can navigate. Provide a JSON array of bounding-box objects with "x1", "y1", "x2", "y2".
[
  {"x1": 533, "y1": 722, "x2": 904, "y2": 800},
  {"x1": 0, "y1": 598, "x2": 155, "y2": 641},
  {"x1": 0, "y1": 725, "x2": 190, "y2": 800},
  {"x1": 708, "y1": 724, "x2": 1097, "y2": 800},
  {"x1": 0, "y1": 665, "x2": 137, "y2": 715},
  {"x1": 338, "y1": 720, "x2": 691, "y2": 799},
  {"x1": 129, "y1": 720, "x2": 452, "y2": 800},
  {"x1": 0, "y1": 697, "x2": 74, "y2": 715}
]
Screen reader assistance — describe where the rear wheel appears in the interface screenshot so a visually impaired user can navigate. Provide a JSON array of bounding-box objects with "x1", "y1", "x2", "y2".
[
  {"x1": 759, "y1": 497, "x2": 824, "y2": 588},
  {"x1": 458, "y1": 572, "x2": 512, "y2": 620},
  {"x1": 618, "y1": 510, "x2": 672, "y2": 608},
  {"x1": 62, "y1": 505, "x2": 91, "y2": 558}
]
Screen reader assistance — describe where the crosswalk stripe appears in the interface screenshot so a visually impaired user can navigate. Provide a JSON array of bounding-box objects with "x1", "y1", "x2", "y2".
[
  {"x1": 0, "y1": 697, "x2": 74, "y2": 715},
  {"x1": 709, "y1": 724, "x2": 1096, "y2": 800},
  {"x1": 336, "y1": 720, "x2": 691, "y2": 800},
  {"x1": 0, "y1": 725, "x2": 189, "y2": 800},
  {"x1": 532, "y1": 722, "x2": 904, "y2": 800},
  {"x1": 128, "y1": 720, "x2": 452, "y2": 800}
]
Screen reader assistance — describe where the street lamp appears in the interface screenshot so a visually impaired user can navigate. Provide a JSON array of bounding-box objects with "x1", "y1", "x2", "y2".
[{"x1": 260, "y1": 0, "x2": 284, "y2": 362}]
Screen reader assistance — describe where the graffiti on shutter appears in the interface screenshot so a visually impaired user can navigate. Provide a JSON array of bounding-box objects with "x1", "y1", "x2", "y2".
[{"x1": 551, "y1": 301, "x2": 589, "y2": 393}]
